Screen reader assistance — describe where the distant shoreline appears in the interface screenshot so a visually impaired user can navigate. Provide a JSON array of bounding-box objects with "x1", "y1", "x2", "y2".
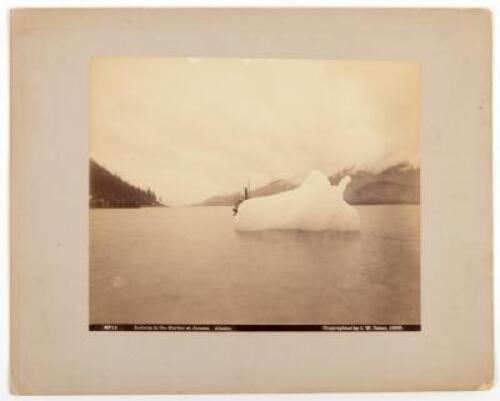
[
  {"x1": 90, "y1": 203, "x2": 420, "y2": 210},
  {"x1": 90, "y1": 205, "x2": 166, "y2": 209}
]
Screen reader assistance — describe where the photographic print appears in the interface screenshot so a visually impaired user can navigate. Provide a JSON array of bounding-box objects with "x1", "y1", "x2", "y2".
[
  {"x1": 11, "y1": 8, "x2": 492, "y2": 394},
  {"x1": 89, "y1": 58, "x2": 420, "y2": 331}
]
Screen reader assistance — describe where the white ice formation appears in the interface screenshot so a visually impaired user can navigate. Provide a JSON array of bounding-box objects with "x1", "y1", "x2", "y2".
[{"x1": 234, "y1": 170, "x2": 360, "y2": 232}]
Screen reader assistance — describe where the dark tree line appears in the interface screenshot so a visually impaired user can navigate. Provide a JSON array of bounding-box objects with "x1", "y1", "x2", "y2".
[{"x1": 89, "y1": 159, "x2": 163, "y2": 208}]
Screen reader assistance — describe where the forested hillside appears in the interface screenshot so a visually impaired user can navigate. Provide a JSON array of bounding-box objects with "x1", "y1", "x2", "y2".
[{"x1": 90, "y1": 160, "x2": 162, "y2": 208}]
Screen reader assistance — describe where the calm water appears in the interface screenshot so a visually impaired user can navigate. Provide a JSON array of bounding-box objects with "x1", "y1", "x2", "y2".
[{"x1": 90, "y1": 205, "x2": 420, "y2": 325}]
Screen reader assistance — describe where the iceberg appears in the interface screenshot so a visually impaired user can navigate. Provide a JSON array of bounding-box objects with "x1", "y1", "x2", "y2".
[{"x1": 234, "y1": 170, "x2": 360, "y2": 232}]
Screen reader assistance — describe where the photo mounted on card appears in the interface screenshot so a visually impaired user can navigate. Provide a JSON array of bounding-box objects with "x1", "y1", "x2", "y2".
[
  {"x1": 89, "y1": 58, "x2": 420, "y2": 333},
  {"x1": 10, "y1": 8, "x2": 492, "y2": 394}
]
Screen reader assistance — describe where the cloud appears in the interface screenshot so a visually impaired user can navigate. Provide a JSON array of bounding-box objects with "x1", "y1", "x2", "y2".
[{"x1": 91, "y1": 58, "x2": 420, "y2": 205}]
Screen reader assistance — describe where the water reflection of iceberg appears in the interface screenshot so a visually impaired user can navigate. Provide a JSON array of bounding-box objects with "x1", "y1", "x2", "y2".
[
  {"x1": 234, "y1": 170, "x2": 360, "y2": 232},
  {"x1": 236, "y1": 230, "x2": 361, "y2": 246}
]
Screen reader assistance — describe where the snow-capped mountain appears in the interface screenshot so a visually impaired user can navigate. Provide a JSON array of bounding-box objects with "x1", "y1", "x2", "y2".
[{"x1": 199, "y1": 162, "x2": 419, "y2": 206}]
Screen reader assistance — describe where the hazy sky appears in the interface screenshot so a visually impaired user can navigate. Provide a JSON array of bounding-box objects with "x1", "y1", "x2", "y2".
[{"x1": 91, "y1": 58, "x2": 419, "y2": 205}]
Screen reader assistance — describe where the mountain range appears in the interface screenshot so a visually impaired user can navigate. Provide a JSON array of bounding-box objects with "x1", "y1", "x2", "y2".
[{"x1": 199, "y1": 163, "x2": 420, "y2": 206}]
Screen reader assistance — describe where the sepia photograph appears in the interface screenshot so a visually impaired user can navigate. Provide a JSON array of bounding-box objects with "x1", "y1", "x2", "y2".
[
  {"x1": 10, "y1": 6, "x2": 494, "y2": 394},
  {"x1": 89, "y1": 58, "x2": 420, "y2": 331}
]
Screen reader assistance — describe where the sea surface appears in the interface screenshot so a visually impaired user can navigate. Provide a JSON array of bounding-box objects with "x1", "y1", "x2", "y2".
[{"x1": 90, "y1": 205, "x2": 420, "y2": 325}]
